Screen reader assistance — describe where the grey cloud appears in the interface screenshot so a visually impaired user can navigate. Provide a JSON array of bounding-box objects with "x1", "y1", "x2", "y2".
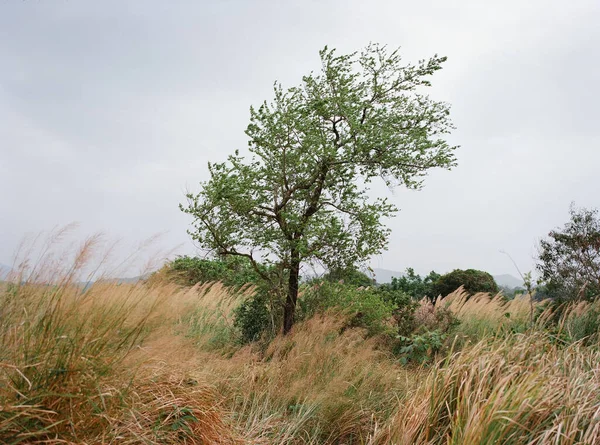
[{"x1": 1, "y1": 0, "x2": 599, "y2": 277}]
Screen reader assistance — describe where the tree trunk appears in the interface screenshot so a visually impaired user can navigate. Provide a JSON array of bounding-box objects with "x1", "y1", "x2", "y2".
[{"x1": 283, "y1": 250, "x2": 300, "y2": 335}]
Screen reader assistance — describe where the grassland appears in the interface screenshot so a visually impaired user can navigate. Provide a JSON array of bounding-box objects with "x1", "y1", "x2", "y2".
[{"x1": 1, "y1": 236, "x2": 600, "y2": 444}]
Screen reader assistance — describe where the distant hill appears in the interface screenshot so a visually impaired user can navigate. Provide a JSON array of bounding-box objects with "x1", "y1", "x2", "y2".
[
  {"x1": 0, "y1": 263, "x2": 12, "y2": 280},
  {"x1": 493, "y1": 274, "x2": 524, "y2": 289},
  {"x1": 77, "y1": 273, "x2": 150, "y2": 287},
  {"x1": 371, "y1": 268, "x2": 404, "y2": 284},
  {"x1": 0, "y1": 264, "x2": 149, "y2": 286}
]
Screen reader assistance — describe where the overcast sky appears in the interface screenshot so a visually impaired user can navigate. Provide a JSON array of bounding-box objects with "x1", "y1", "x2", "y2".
[{"x1": 1, "y1": 0, "x2": 599, "y2": 277}]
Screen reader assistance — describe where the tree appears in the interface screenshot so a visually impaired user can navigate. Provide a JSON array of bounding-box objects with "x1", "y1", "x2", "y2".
[
  {"x1": 383, "y1": 268, "x2": 441, "y2": 301},
  {"x1": 181, "y1": 44, "x2": 457, "y2": 334},
  {"x1": 431, "y1": 269, "x2": 499, "y2": 298},
  {"x1": 537, "y1": 204, "x2": 600, "y2": 303}
]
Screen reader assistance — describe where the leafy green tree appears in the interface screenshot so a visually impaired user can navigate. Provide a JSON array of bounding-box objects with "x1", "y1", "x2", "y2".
[
  {"x1": 431, "y1": 269, "x2": 499, "y2": 298},
  {"x1": 181, "y1": 44, "x2": 457, "y2": 334},
  {"x1": 537, "y1": 204, "x2": 600, "y2": 303},
  {"x1": 384, "y1": 268, "x2": 441, "y2": 301}
]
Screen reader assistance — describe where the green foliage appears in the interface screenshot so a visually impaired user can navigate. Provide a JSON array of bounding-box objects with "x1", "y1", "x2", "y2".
[
  {"x1": 382, "y1": 268, "x2": 440, "y2": 301},
  {"x1": 153, "y1": 406, "x2": 198, "y2": 441},
  {"x1": 537, "y1": 203, "x2": 600, "y2": 303},
  {"x1": 499, "y1": 285, "x2": 527, "y2": 299},
  {"x1": 233, "y1": 291, "x2": 273, "y2": 343},
  {"x1": 322, "y1": 266, "x2": 375, "y2": 287},
  {"x1": 432, "y1": 269, "x2": 499, "y2": 298},
  {"x1": 424, "y1": 305, "x2": 461, "y2": 334},
  {"x1": 169, "y1": 255, "x2": 261, "y2": 288},
  {"x1": 374, "y1": 286, "x2": 418, "y2": 335},
  {"x1": 181, "y1": 43, "x2": 457, "y2": 333},
  {"x1": 396, "y1": 330, "x2": 448, "y2": 365},
  {"x1": 299, "y1": 281, "x2": 396, "y2": 335},
  {"x1": 562, "y1": 308, "x2": 600, "y2": 346}
]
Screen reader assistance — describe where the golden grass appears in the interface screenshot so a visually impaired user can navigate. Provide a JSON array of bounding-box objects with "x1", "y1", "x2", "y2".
[
  {"x1": 438, "y1": 287, "x2": 535, "y2": 323},
  {"x1": 220, "y1": 315, "x2": 415, "y2": 444},
  {"x1": 4, "y1": 273, "x2": 600, "y2": 444},
  {"x1": 2, "y1": 232, "x2": 600, "y2": 444},
  {"x1": 373, "y1": 332, "x2": 600, "y2": 444}
]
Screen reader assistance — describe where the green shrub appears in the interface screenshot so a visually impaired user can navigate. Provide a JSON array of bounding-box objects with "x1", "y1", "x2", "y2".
[
  {"x1": 395, "y1": 330, "x2": 448, "y2": 365},
  {"x1": 322, "y1": 267, "x2": 375, "y2": 287},
  {"x1": 382, "y1": 268, "x2": 441, "y2": 302},
  {"x1": 299, "y1": 281, "x2": 396, "y2": 336},
  {"x1": 233, "y1": 290, "x2": 273, "y2": 343},
  {"x1": 168, "y1": 255, "x2": 261, "y2": 288},
  {"x1": 432, "y1": 269, "x2": 499, "y2": 298},
  {"x1": 374, "y1": 286, "x2": 418, "y2": 336}
]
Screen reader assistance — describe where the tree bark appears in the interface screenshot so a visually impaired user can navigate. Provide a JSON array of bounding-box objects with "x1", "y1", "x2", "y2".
[{"x1": 283, "y1": 249, "x2": 300, "y2": 334}]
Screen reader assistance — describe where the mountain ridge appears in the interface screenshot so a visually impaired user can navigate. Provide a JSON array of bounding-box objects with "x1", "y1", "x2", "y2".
[{"x1": 0, "y1": 263, "x2": 12, "y2": 280}]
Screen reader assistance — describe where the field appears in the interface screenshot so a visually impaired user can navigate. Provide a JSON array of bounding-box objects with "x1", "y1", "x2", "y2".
[{"x1": 2, "y1": 238, "x2": 600, "y2": 444}]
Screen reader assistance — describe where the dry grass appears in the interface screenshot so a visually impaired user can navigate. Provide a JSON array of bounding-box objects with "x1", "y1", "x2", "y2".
[
  {"x1": 3, "y1": 231, "x2": 600, "y2": 444},
  {"x1": 412, "y1": 287, "x2": 540, "y2": 341},
  {"x1": 0, "y1": 230, "x2": 243, "y2": 444},
  {"x1": 441, "y1": 287, "x2": 534, "y2": 323},
  {"x1": 373, "y1": 332, "x2": 600, "y2": 444},
  {"x1": 216, "y1": 315, "x2": 415, "y2": 444}
]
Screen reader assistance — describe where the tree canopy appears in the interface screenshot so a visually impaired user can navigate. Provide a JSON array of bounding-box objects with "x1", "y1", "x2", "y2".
[
  {"x1": 182, "y1": 44, "x2": 457, "y2": 333},
  {"x1": 537, "y1": 204, "x2": 600, "y2": 303},
  {"x1": 383, "y1": 268, "x2": 441, "y2": 302},
  {"x1": 431, "y1": 269, "x2": 499, "y2": 298}
]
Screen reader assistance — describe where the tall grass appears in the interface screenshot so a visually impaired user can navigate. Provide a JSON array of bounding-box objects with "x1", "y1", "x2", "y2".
[
  {"x1": 424, "y1": 288, "x2": 537, "y2": 340},
  {"x1": 374, "y1": 332, "x2": 600, "y2": 444},
  {"x1": 3, "y1": 231, "x2": 600, "y2": 444},
  {"x1": 0, "y1": 230, "x2": 241, "y2": 444},
  {"x1": 221, "y1": 316, "x2": 415, "y2": 444}
]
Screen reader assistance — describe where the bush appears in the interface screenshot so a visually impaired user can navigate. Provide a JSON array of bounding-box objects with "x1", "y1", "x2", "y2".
[
  {"x1": 395, "y1": 330, "x2": 448, "y2": 365},
  {"x1": 233, "y1": 290, "x2": 273, "y2": 343},
  {"x1": 168, "y1": 255, "x2": 261, "y2": 288},
  {"x1": 375, "y1": 286, "x2": 418, "y2": 335},
  {"x1": 299, "y1": 281, "x2": 396, "y2": 336},
  {"x1": 431, "y1": 269, "x2": 499, "y2": 298},
  {"x1": 414, "y1": 300, "x2": 460, "y2": 334},
  {"x1": 383, "y1": 268, "x2": 441, "y2": 302}
]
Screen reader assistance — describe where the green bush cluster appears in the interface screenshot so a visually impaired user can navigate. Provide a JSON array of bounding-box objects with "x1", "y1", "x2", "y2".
[
  {"x1": 168, "y1": 255, "x2": 262, "y2": 288},
  {"x1": 322, "y1": 267, "x2": 375, "y2": 287},
  {"x1": 299, "y1": 281, "x2": 397, "y2": 336},
  {"x1": 396, "y1": 330, "x2": 448, "y2": 365},
  {"x1": 169, "y1": 259, "x2": 501, "y2": 355},
  {"x1": 379, "y1": 267, "x2": 499, "y2": 301},
  {"x1": 432, "y1": 269, "x2": 499, "y2": 298},
  {"x1": 233, "y1": 290, "x2": 273, "y2": 343},
  {"x1": 383, "y1": 268, "x2": 440, "y2": 301}
]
